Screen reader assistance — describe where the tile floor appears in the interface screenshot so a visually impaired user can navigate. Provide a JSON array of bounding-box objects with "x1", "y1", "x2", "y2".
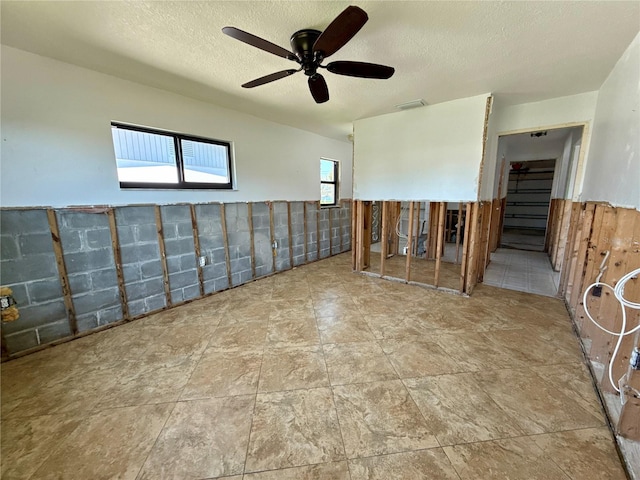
[
  {"x1": 1, "y1": 253, "x2": 628, "y2": 479},
  {"x1": 483, "y1": 247, "x2": 561, "y2": 297}
]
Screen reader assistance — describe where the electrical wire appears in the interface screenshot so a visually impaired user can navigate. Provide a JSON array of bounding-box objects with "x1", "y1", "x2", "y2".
[{"x1": 582, "y1": 260, "x2": 640, "y2": 394}]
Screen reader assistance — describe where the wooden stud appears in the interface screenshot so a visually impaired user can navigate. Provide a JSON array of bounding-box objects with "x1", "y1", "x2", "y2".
[
  {"x1": 434, "y1": 201, "x2": 446, "y2": 287},
  {"x1": 405, "y1": 201, "x2": 415, "y2": 282},
  {"x1": 328, "y1": 205, "x2": 333, "y2": 256},
  {"x1": 339, "y1": 201, "x2": 344, "y2": 253},
  {"x1": 269, "y1": 202, "x2": 277, "y2": 273},
  {"x1": 303, "y1": 202, "x2": 308, "y2": 262},
  {"x1": 413, "y1": 202, "x2": 422, "y2": 255},
  {"x1": 465, "y1": 202, "x2": 481, "y2": 294},
  {"x1": 287, "y1": 202, "x2": 294, "y2": 266},
  {"x1": 476, "y1": 95, "x2": 493, "y2": 196},
  {"x1": 380, "y1": 201, "x2": 389, "y2": 276},
  {"x1": 459, "y1": 202, "x2": 472, "y2": 293},
  {"x1": 107, "y1": 208, "x2": 130, "y2": 321},
  {"x1": 618, "y1": 331, "x2": 640, "y2": 440},
  {"x1": 189, "y1": 205, "x2": 205, "y2": 297},
  {"x1": 220, "y1": 203, "x2": 233, "y2": 286},
  {"x1": 455, "y1": 202, "x2": 462, "y2": 264},
  {"x1": 569, "y1": 203, "x2": 596, "y2": 315},
  {"x1": 363, "y1": 201, "x2": 372, "y2": 270},
  {"x1": 446, "y1": 209, "x2": 453, "y2": 242},
  {"x1": 355, "y1": 201, "x2": 364, "y2": 271},
  {"x1": 351, "y1": 200, "x2": 357, "y2": 269},
  {"x1": 316, "y1": 201, "x2": 321, "y2": 260},
  {"x1": 155, "y1": 206, "x2": 172, "y2": 307},
  {"x1": 427, "y1": 202, "x2": 439, "y2": 259},
  {"x1": 558, "y1": 202, "x2": 581, "y2": 297},
  {"x1": 247, "y1": 203, "x2": 257, "y2": 278},
  {"x1": 47, "y1": 209, "x2": 78, "y2": 335}
]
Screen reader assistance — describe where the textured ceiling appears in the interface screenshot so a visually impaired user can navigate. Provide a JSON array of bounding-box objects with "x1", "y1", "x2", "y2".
[{"x1": 1, "y1": 1, "x2": 638, "y2": 141}]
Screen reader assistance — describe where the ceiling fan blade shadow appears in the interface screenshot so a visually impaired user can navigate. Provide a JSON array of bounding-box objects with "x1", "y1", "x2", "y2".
[
  {"x1": 308, "y1": 74, "x2": 329, "y2": 103},
  {"x1": 222, "y1": 26, "x2": 296, "y2": 60},
  {"x1": 242, "y1": 69, "x2": 299, "y2": 88},
  {"x1": 326, "y1": 61, "x2": 395, "y2": 79},
  {"x1": 312, "y1": 6, "x2": 368, "y2": 58}
]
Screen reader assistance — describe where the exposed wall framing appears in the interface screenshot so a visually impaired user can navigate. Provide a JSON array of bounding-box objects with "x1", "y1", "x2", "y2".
[{"x1": 0, "y1": 200, "x2": 353, "y2": 359}]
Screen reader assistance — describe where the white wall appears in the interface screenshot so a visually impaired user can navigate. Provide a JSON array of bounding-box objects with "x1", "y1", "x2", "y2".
[
  {"x1": 353, "y1": 94, "x2": 489, "y2": 201},
  {"x1": 0, "y1": 46, "x2": 352, "y2": 207},
  {"x1": 582, "y1": 33, "x2": 640, "y2": 210},
  {"x1": 481, "y1": 92, "x2": 598, "y2": 200}
]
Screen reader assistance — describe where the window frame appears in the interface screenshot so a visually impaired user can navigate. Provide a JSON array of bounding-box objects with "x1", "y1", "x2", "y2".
[
  {"x1": 111, "y1": 122, "x2": 234, "y2": 190},
  {"x1": 320, "y1": 158, "x2": 339, "y2": 207}
]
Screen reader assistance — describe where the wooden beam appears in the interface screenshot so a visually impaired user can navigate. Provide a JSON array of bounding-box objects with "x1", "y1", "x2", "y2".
[
  {"x1": 189, "y1": 205, "x2": 205, "y2": 297},
  {"x1": 434, "y1": 201, "x2": 446, "y2": 287},
  {"x1": 155, "y1": 206, "x2": 172, "y2": 307},
  {"x1": 427, "y1": 202, "x2": 439, "y2": 259},
  {"x1": 363, "y1": 201, "x2": 372, "y2": 270},
  {"x1": 380, "y1": 201, "x2": 389, "y2": 276},
  {"x1": 303, "y1": 202, "x2": 308, "y2": 262},
  {"x1": 339, "y1": 201, "x2": 344, "y2": 253},
  {"x1": 269, "y1": 202, "x2": 277, "y2": 273},
  {"x1": 569, "y1": 203, "x2": 595, "y2": 316},
  {"x1": 220, "y1": 203, "x2": 233, "y2": 286},
  {"x1": 405, "y1": 201, "x2": 415, "y2": 282},
  {"x1": 413, "y1": 202, "x2": 422, "y2": 255},
  {"x1": 107, "y1": 208, "x2": 130, "y2": 321},
  {"x1": 455, "y1": 202, "x2": 462, "y2": 264},
  {"x1": 355, "y1": 201, "x2": 364, "y2": 271},
  {"x1": 47, "y1": 209, "x2": 78, "y2": 335},
  {"x1": 316, "y1": 201, "x2": 322, "y2": 260},
  {"x1": 465, "y1": 202, "x2": 481, "y2": 294},
  {"x1": 247, "y1": 203, "x2": 257, "y2": 278},
  {"x1": 459, "y1": 203, "x2": 472, "y2": 293},
  {"x1": 328, "y1": 205, "x2": 333, "y2": 256},
  {"x1": 558, "y1": 202, "x2": 580, "y2": 297},
  {"x1": 351, "y1": 200, "x2": 357, "y2": 269},
  {"x1": 287, "y1": 202, "x2": 294, "y2": 267}
]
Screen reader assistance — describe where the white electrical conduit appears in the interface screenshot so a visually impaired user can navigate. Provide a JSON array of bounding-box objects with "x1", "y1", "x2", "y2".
[{"x1": 582, "y1": 255, "x2": 640, "y2": 395}]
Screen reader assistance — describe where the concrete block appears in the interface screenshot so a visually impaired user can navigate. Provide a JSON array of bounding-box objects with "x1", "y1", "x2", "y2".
[
  {"x1": 115, "y1": 206, "x2": 156, "y2": 227},
  {"x1": 164, "y1": 237, "x2": 195, "y2": 257},
  {"x1": 91, "y1": 268, "x2": 118, "y2": 290},
  {"x1": 68, "y1": 272, "x2": 91, "y2": 294},
  {"x1": 98, "y1": 305, "x2": 123, "y2": 325},
  {"x1": 58, "y1": 230, "x2": 83, "y2": 253},
  {"x1": 161, "y1": 224, "x2": 178, "y2": 240},
  {"x1": 128, "y1": 299, "x2": 146, "y2": 318},
  {"x1": 27, "y1": 278, "x2": 64, "y2": 303},
  {"x1": 61, "y1": 212, "x2": 108, "y2": 230},
  {"x1": 1, "y1": 209, "x2": 50, "y2": 235},
  {"x1": 2, "y1": 299, "x2": 67, "y2": 334},
  {"x1": 145, "y1": 294, "x2": 166, "y2": 312},
  {"x1": 116, "y1": 225, "x2": 135, "y2": 246},
  {"x1": 139, "y1": 260, "x2": 162, "y2": 280},
  {"x1": 214, "y1": 277, "x2": 229, "y2": 291},
  {"x1": 199, "y1": 234, "x2": 224, "y2": 252},
  {"x1": 5, "y1": 330, "x2": 39, "y2": 354},
  {"x1": 5, "y1": 283, "x2": 28, "y2": 305},
  {"x1": 135, "y1": 224, "x2": 158, "y2": 243},
  {"x1": 73, "y1": 288, "x2": 120, "y2": 315},
  {"x1": 120, "y1": 243, "x2": 159, "y2": 265},
  {"x1": 0, "y1": 256, "x2": 58, "y2": 284},
  {"x1": 125, "y1": 278, "x2": 165, "y2": 301},
  {"x1": 122, "y1": 264, "x2": 141, "y2": 283},
  {"x1": 77, "y1": 313, "x2": 99, "y2": 332},
  {"x1": 177, "y1": 222, "x2": 194, "y2": 239},
  {"x1": 180, "y1": 254, "x2": 197, "y2": 271},
  {"x1": 65, "y1": 248, "x2": 114, "y2": 275},
  {"x1": 169, "y1": 270, "x2": 198, "y2": 290},
  {"x1": 227, "y1": 231, "x2": 250, "y2": 249},
  {"x1": 292, "y1": 245, "x2": 304, "y2": 259},
  {"x1": 167, "y1": 256, "x2": 181, "y2": 273},
  {"x1": 230, "y1": 257, "x2": 251, "y2": 274},
  {"x1": 18, "y1": 233, "x2": 54, "y2": 256},
  {"x1": 0, "y1": 235, "x2": 19, "y2": 259},
  {"x1": 275, "y1": 256, "x2": 291, "y2": 272},
  {"x1": 255, "y1": 264, "x2": 272, "y2": 277},
  {"x1": 183, "y1": 284, "x2": 200, "y2": 301},
  {"x1": 37, "y1": 319, "x2": 72, "y2": 344},
  {"x1": 170, "y1": 288, "x2": 185, "y2": 304},
  {"x1": 161, "y1": 205, "x2": 189, "y2": 223}
]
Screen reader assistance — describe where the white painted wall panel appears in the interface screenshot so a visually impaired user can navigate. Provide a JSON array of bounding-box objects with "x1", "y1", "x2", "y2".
[
  {"x1": 582, "y1": 33, "x2": 640, "y2": 210},
  {"x1": 0, "y1": 46, "x2": 352, "y2": 207},
  {"x1": 353, "y1": 94, "x2": 489, "y2": 201}
]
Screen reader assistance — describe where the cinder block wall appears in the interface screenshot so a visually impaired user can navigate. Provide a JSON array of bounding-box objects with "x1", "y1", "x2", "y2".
[{"x1": 0, "y1": 200, "x2": 352, "y2": 357}]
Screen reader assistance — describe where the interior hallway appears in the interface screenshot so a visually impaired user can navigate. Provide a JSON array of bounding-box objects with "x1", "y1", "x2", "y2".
[
  {"x1": 483, "y1": 248, "x2": 560, "y2": 297},
  {"x1": 1, "y1": 254, "x2": 626, "y2": 480}
]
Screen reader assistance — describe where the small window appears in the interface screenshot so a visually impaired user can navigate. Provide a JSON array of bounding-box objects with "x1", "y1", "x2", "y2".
[
  {"x1": 320, "y1": 159, "x2": 339, "y2": 206},
  {"x1": 111, "y1": 123, "x2": 233, "y2": 189}
]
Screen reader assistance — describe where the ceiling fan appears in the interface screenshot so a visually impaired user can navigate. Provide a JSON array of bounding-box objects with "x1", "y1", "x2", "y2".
[{"x1": 222, "y1": 5, "x2": 395, "y2": 104}]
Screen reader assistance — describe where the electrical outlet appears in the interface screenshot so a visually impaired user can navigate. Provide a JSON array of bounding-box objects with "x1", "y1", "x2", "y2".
[
  {"x1": 198, "y1": 256, "x2": 207, "y2": 267},
  {"x1": 272, "y1": 240, "x2": 278, "y2": 249},
  {"x1": 631, "y1": 347, "x2": 640, "y2": 370},
  {"x1": 592, "y1": 285, "x2": 602, "y2": 297},
  {"x1": 403, "y1": 246, "x2": 408, "y2": 255}
]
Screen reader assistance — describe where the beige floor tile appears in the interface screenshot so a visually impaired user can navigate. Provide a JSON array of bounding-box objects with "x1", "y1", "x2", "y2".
[
  {"x1": 259, "y1": 345, "x2": 329, "y2": 392},
  {"x1": 380, "y1": 339, "x2": 462, "y2": 378},
  {"x1": 266, "y1": 315, "x2": 320, "y2": 347},
  {"x1": 30, "y1": 403, "x2": 173, "y2": 480},
  {"x1": 316, "y1": 313, "x2": 376, "y2": 344},
  {"x1": 444, "y1": 436, "x2": 571, "y2": 479},
  {"x1": 364, "y1": 314, "x2": 436, "y2": 340},
  {"x1": 404, "y1": 373, "x2": 525, "y2": 445},
  {"x1": 245, "y1": 388, "x2": 345, "y2": 472},
  {"x1": 138, "y1": 396, "x2": 254, "y2": 479},
  {"x1": 244, "y1": 461, "x2": 350, "y2": 479},
  {"x1": 476, "y1": 368, "x2": 604, "y2": 434},
  {"x1": 313, "y1": 297, "x2": 361, "y2": 317},
  {"x1": 209, "y1": 321, "x2": 268, "y2": 348},
  {"x1": 349, "y1": 448, "x2": 460, "y2": 480},
  {"x1": 333, "y1": 380, "x2": 439, "y2": 459},
  {"x1": 531, "y1": 427, "x2": 628, "y2": 480},
  {"x1": 482, "y1": 327, "x2": 580, "y2": 365},
  {"x1": 435, "y1": 332, "x2": 528, "y2": 372},
  {"x1": 181, "y1": 348, "x2": 263, "y2": 399},
  {"x1": 1, "y1": 413, "x2": 82, "y2": 480},
  {"x1": 323, "y1": 342, "x2": 398, "y2": 385}
]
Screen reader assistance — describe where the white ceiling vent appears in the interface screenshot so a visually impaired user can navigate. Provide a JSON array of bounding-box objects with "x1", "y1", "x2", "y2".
[{"x1": 395, "y1": 99, "x2": 426, "y2": 110}]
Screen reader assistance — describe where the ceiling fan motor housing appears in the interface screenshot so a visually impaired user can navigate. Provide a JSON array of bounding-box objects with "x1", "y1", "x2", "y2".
[{"x1": 290, "y1": 29, "x2": 322, "y2": 76}]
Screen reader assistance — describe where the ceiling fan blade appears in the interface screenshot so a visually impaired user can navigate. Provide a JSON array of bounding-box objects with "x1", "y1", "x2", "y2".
[
  {"x1": 312, "y1": 6, "x2": 368, "y2": 58},
  {"x1": 308, "y1": 74, "x2": 329, "y2": 104},
  {"x1": 222, "y1": 26, "x2": 295, "y2": 60},
  {"x1": 242, "y1": 69, "x2": 299, "y2": 88},
  {"x1": 326, "y1": 61, "x2": 395, "y2": 79}
]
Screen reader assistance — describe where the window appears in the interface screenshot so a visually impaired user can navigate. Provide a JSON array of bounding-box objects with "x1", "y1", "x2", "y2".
[
  {"x1": 111, "y1": 123, "x2": 233, "y2": 189},
  {"x1": 320, "y1": 159, "x2": 338, "y2": 206}
]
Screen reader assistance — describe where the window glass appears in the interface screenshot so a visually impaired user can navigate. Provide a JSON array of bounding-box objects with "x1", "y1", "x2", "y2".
[
  {"x1": 112, "y1": 128, "x2": 178, "y2": 183},
  {"x1": 181, "y1": 139, "x2": 231, "y2": 184},
  {"x1": 320, "y1": 159, "x2": 338, "y2": 206}
]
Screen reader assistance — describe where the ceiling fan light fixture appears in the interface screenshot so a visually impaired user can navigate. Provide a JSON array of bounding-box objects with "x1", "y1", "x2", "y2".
[{"x1": 395, "y1": 99, "x2": 426, "y2": 110}]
